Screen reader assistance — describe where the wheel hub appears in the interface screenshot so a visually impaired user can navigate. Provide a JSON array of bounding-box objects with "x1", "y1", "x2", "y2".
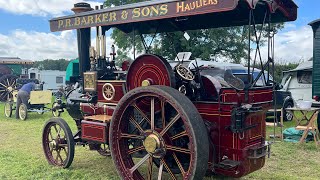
[
  {"x1": 143, "y1": 131, "x2": 166, "y2": 158},
  {"x1": 7, "y1": 86, "x2": 13, "y2": 92},
  {"x1": 49, "y1": 140, "x2": 58, "y2": 150}
]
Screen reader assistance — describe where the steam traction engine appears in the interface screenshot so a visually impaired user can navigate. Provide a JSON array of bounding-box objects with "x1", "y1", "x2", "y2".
[{"x1": 42, "y1": 0, "x2": 297, "y2": 179}]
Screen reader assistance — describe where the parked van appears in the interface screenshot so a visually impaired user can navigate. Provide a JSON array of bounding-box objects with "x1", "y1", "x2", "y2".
[{"x1": 28, "y1": 68, "x2": 66, "y2": 91}]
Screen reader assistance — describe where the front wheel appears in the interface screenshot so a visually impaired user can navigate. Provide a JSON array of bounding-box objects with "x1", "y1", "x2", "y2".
[
  {"x1": 42, "y1": 118, "x2": 75, "y2": 168},
  {"x1": 110, "y1": 86, "x2": 209, "y2": 180}
]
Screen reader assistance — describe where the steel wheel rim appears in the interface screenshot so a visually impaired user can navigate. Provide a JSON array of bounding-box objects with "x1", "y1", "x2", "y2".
[
  {"x1": 111, "y1": 92, "x2": 196, "y2": 179},
  {"x1": 43, "y1": 122, "x2": 70, "y2": 166}
]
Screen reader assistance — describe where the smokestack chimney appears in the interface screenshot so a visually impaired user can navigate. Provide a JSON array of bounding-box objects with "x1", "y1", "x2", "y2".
[{"x1": 72, "y1": 3, "x2": 93, "y2": 78}]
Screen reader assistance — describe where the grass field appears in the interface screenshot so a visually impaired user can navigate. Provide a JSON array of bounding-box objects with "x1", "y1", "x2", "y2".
[{"x1": 0, "y1": 103, "x2": 320, "y2": 180}]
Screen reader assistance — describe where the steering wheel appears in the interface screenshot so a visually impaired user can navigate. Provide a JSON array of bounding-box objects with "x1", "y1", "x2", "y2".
[{"x1": 176, "y1": 64, "x2": 195, "y2": 81}]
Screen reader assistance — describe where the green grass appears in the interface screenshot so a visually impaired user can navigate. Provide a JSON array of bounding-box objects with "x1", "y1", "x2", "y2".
[{"x1": 0, "y1": 103, "x2": 320, "y2": 180}]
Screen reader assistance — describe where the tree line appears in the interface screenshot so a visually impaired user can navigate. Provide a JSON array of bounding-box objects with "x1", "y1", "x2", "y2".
[{"x1": 32, "y1": 59, "x2": 70, "y2": 71}]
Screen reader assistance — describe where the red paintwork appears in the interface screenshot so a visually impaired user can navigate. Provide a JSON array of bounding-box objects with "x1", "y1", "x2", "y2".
[
  {"x1": 81, "y1": 103, "x2": 115, "y2": 116},
  {"x1": 194, "y1": 87, "x2": 272, "y2": 177},
  {"x1": 97, "y1": 81, "x2": 125, "y2": 103},
  {"x1": 81, "y1": 121, "x2": 108, "y2": 143},
  {"x1": 126, "y1": 54, "x2": 175, "y2": 91},
  {"x1": 81, "y1": 84, "x2": 272, "y2": 177}
]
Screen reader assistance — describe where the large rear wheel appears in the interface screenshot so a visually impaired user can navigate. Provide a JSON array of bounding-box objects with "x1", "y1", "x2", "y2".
[
  {"x1": 0, "y1": 75, "x2": 17, "y2": 101},
  {"x1": 42, "y1": 118, "x2": 75, "y2": 168},
  {"x1": 110, "y1": 86, "x2": 209, "y2": 180}
]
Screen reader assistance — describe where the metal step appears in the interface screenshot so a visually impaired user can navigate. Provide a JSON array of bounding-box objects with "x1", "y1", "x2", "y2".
[{"x1": 215, "y1": 159, "x2": 240, "y2": 169}]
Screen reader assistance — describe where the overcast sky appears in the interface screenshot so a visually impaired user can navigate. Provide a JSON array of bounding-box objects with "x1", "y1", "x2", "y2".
[{"x1": 0, "y1": 0, "x2": 318, "y2": 63}]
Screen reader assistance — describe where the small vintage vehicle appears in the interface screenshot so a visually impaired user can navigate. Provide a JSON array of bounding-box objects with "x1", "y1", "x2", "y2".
[
  {"x1": 42, "y1": 0, "x2": 297, "y2": 179},
  {"x1": 4, "y1": 87, "x2": 52, "y2": 120},
  {"x1": 0, "y1": 57, "x2": 34, "y2": 101}
]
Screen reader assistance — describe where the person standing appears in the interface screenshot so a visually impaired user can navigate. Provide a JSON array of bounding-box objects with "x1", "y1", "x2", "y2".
[{"x1": 16, "y1": 82, "x2": 35, "y2": 119}]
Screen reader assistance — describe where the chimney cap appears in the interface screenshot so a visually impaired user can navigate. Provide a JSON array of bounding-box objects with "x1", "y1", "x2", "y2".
[{"x1": 74, "y1": 2, "x2": 91, "y2": 8}]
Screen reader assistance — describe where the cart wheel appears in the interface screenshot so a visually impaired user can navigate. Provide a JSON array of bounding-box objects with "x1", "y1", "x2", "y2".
[
  {"x1": 52, "y1": 102, "x2": 61, "y2": 117},
  {"x1": 42, "y1": 118, "x2": 75, "y2": 168},
  {"x1": 38, "y1": 107, "x2": 45, "y2": 115},
  {"x1": 0, "y1": 74, "x2": 18, "y2": 102},
  {"x1": 97, "y1": 144, "x2": 111, "y2": 157},
  {"x1": 19, "y1": 103, "x2": 28, "y2": 120},
  {"x1": 110, "y1": 86, "x2": 209, "y2": 180},
  {"x1": 4, "y1": 101, "x2": 12, "y2": 117}
]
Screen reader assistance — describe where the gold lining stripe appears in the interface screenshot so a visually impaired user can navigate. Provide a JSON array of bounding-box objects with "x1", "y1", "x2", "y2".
[
  {"x1": 97, "y1": 80, "x2": 126, "y2": 83},
  {"x1": 199, "y1": 113, "x2": 231, "y2": 117},
  {"x1": 97, "y1": 102, "x2": 118, "y2": 106}
]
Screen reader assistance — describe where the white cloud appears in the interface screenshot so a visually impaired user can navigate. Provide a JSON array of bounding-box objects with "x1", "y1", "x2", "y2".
[
  {"x1": 0, "y1": 0, "x2": 102, "y2": 17},
  {"x1": 0, "y1": 30, "x2": 78, "y2": 60},
  {"x1": 0, "y1": 29, "x2": 115, "y2": 61},
  {"x1": 258, "y1": 25, "x2": 313, "y2": 63}
]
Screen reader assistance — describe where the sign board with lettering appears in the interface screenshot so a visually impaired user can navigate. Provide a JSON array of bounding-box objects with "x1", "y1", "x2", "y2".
[{"x1": 50, "y1": 0, "x2": 297, "y2": 32}]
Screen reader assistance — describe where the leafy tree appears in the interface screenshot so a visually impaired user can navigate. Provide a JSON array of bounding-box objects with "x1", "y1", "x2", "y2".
[
  {"x1": 32, "y1": 59, "x2": 70, "y2": 71},
  {"x1": 104, "y1": 0, "x2": 283, "y2": 65}
]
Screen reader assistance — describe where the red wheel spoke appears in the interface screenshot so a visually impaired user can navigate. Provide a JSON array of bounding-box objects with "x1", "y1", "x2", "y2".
[
  {"x1": 129, "y1": 154, "x2": 150, "y2": 174},
  {"x1": 55, "y1": 152, "x2": 59, "y2": 162},
  {"x1": 49, "y1": 129, "x2": 54, "y2": 140},
  {"x1": 166, "y1": 145, "x2": 191, "y2": 154},
  {"x1": 147, "y1": 156, "x2": 153, "y2": 180},
  {"x1": 160, "y1": 114, "x2": 180, "y2": 136},
  {"x1": 172, "y1": 153, "x2": 186, "y2": 175},
  {"x1": 129, "y1": 117, "x2": 145, "y2": 133},
  {"x1": 157, "y1": 162, "x2": 164, "y2": 180},
  {"x1": 53, "y1": 125, "x2": 59, "y2": 134},
  {"x1": 151, "y1": 97, "x2": 155, "y2": 130},
  {"x1": 121, "y1": 133, "x2": 145, "y2": 140},
  {"x1": 170, "y1": 130, "x2": 188, "y2": 141},
  {"x1": 161, "y1": 159, "x2": 176, "y2": 180},
  {"x1": 59, "y1": 144, "x2": 68, "y2": 147},
  {"x1": 63, "y1": 147, "x2": 68, "y2": 156},
  {"x1": 128, "y1": 146, "x2": 145, "y2": 155},
  {"x1": 161, "y1": 101, "x2": 166, "y2": 128},
  {"x1": 56, "y1": 126, "x2": 62, "y2": 139},
  {"x1": 57, "y1": 149, "x2": 64, "y2": 164},
  {"x1": 133, "y1": 103, "x2": 151, "y2": 124}
]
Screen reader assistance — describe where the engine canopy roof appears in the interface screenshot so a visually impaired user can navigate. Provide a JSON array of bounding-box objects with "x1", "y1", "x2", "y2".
[{"x1": 50, "y1": 0, "x2": 297, "y2": 33}]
